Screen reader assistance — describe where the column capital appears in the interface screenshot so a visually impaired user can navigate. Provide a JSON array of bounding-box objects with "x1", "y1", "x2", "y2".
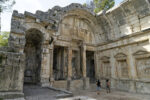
[
  {"x1": 81, "y1": 43, "x2": 86, "y2": 50},
  {"x1": 49, "y1": 44, "x2": 54, "y2": 50},
  {"x1": 67, "y1": 47, "x2": 72, "y2": 50}
]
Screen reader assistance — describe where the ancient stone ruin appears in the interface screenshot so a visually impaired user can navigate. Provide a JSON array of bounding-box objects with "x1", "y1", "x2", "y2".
[{"x1": 0, "y1": 0, "x2": 150, "y2": 98}]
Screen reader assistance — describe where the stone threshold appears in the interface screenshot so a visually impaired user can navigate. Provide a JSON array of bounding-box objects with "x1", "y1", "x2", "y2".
[{"x1": 0, "y1": 92, "x2": 24, "y2": 100}]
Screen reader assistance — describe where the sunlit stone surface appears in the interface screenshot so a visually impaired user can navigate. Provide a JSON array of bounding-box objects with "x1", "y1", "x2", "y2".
[{"x1": 0, "y1": 0, "x2": 150, "y2": 99}]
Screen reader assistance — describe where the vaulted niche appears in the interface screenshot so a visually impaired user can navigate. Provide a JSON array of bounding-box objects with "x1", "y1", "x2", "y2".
[
  {"x1": 86, "y1": 51, "x2": 95, "y2": 83},
  {"x1": 24, "y1": 29, "x2": 43, "y2": 84}
]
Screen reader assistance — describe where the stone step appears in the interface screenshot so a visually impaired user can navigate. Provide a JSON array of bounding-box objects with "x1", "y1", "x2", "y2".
[
  {"x1": 55, "y1": 93, "x2": 73, "y2": 99},
  {"x1": 0, "y1": 92, "x2": 24, "y2": 99}
]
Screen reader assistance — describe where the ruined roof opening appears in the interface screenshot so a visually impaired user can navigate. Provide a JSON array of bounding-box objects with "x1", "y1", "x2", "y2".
[{"x1": 25, "y1": 29, "x2": 43, "y2": 47}]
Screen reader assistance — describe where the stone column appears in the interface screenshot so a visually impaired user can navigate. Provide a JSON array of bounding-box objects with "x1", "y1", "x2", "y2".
[
  {"x1": 67, "y1": 47, "x2": 72, "y2": 90},
  {"x1": 82, "y1": 44, "x2": 86, "y2": 78},
  {"x1": 81, "y1": 43, "x2": 89, "y2": 89},
  {"x1": 49, "y1": 44, "x2": 54, "y2": 86},
  {"x1": 110, "y1": 52, "x2": 117, "y2": 89}
]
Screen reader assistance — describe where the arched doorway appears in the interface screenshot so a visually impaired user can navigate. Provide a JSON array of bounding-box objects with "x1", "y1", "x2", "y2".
[{"x1": 24, "y1": 29, "x2": 43, "y2": 84}]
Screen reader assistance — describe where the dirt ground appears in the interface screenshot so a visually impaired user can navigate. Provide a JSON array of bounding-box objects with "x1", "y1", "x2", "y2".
[{"x1": 71, "y1": 89, "x2": 150, "y2": 100}]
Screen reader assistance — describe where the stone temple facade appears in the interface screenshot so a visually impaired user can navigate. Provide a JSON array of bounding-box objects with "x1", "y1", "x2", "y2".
[{"x1": 0, "y1": 0, "x2": 150, "y2": 97}]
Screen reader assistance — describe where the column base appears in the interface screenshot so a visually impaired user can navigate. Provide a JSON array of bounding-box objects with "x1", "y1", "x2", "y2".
[
  {"x1": 67, "y1": 78, "x2": 71, "y2": 90},
  {"x1": 40, "y1": 77, "x2": 50, "y2": 87},
  {"x1": 83, "y1": 77, "x2": 90, "y2": 90},
  {"x1": 50, "y1": 77, "x2": 54, "y2": 87}
]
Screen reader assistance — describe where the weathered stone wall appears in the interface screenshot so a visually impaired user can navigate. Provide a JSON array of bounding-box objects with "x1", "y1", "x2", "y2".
[
  {"x1": 0, "y1": 51, "x2": 25, "y2": 92},
  {"x1": 97, "y1": 0, "x2": 150, "y2": 42},
  {"x1": 96, "y1": 0, "x2": 150, "y2": 94}
]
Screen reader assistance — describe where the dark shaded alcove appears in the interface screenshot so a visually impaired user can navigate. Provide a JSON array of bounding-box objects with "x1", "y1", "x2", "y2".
[
  {"x1": 53, "y1": 46, "x2": 67, "y2": 80},
  {"x1": 86, "y1": 51, "x2": 95, "y2": 83},
  {"x1": 24, "y1": 29, "x2": 43, "y2": 84}
]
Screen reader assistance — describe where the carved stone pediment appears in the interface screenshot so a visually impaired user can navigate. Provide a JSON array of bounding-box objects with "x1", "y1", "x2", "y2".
[
  {"x1": 115, "y1": 53, "x2": 126, "y2": 59},
  {"x1": 100, "y1": 56, "x2": 110, "y2": 61},
  {"x1": 133, "y1": 50, "x2": 150, "y2": 59},
  {"x1": 133, "y1": 50, "x2": 149, "y2": 56}
]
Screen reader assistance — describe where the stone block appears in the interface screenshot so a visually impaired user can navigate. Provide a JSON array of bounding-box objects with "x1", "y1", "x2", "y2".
[
  {"x1": 83, "y1": 77, "x2": 90, "y2": 90},
  {"x1": 70, "y1": 79, "x2": 83, "y2": 91},
  {"x1": 136, "y1": 81, "x2": 150, "y2": 94},
  {"x1": 53, "y1": 80, "x2": 67, "y2": 90}
]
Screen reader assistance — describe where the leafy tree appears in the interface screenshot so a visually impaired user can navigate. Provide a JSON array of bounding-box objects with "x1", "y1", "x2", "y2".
[
  {"x1": 0, "y1": 31, "x2": 9, "y2": 47},
  {"x1": 0, "y1": 0, "x2": 15, "y2": 33},
  {"x1": 94, "y1": 0, "x2": 115, "y2": 13}
]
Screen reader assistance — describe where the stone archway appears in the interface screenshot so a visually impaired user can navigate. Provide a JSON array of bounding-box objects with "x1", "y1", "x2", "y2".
[{"x1": 24, "y1": 29, "x2": 43, "y2": 84}]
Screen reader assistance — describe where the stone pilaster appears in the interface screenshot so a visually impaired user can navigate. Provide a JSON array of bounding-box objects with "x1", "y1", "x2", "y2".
[
  {"x1": 110, "y1": 52, "x2": 117, "y2": 89},
  {"x1": 40, "y1": 44, "x2": 51, "y2": 87},
  {"x1": 49, "y1": 44, "x2": 54, "y2": 86},
  {"x1": 127, "y1": 47, "x2": 137, "y2": 93}
]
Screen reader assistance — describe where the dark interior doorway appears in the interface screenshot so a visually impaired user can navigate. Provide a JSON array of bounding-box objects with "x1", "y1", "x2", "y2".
[
  {"x1": 86, "y1": 51, "x2": 95, "y2": 83},
  {"x1": 53, "y1": 46, "x2": 67, "y2": 80},
  {"x1": 24, "y1": 29, "x2": 43, "y2": 84}
]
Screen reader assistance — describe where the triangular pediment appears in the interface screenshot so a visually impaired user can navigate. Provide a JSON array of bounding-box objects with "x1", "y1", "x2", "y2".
[
  {"x1": 101, "y1": 56, "x2": 110, "y2": 61},
  {"x1": 133, "y1": 50, "x2": 149, "y2": 56},
  {"x1": 115, "y1": 53, "x2": 126, "y2": 58}
]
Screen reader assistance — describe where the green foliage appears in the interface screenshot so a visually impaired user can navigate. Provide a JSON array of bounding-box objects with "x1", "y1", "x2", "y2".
[
  {"x1": 0, "y1": 98, "x2": 3, "y2": 100},
  {"x1": 0, "y1": 0, "x2": 15, "y2": 13},
  {"x1": 83, "y1": 3, "x2": 87, "y2": 7},
  {"x1": 0, "y1": 31, "x2": 9, "y2": 47},
  {"x1": 94, "y1": 0, "x2": 115, "y2": 13}
]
